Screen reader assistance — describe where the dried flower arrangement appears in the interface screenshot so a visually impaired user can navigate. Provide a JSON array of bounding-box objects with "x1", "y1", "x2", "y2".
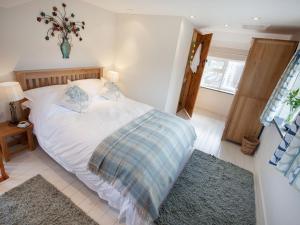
[{"x1": 36, "y1": 3, "x2": 85, "y2": 58}]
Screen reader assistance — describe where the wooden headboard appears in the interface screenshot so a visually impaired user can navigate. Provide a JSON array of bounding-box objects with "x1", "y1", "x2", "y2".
[{"x1": 15, "y1": 67, "x2": 103, "y2": 91}]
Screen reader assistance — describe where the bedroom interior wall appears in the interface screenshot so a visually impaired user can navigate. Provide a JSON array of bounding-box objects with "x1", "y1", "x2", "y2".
[
  {"x1": 114, "y1": 14, "x2": 185, "y2": 111},
  {"x1": 195, "y1": 88, "x2": 234, "y2": 119},
  {"x1": 0, "y1": 0, "x2": 117, "y2": 121},
  {"x1": 254, "y1": 125, "x2": 300, "y2": 225},
  {"x1": 164, "y1": 18, "x2": 194, "y2": 114}
]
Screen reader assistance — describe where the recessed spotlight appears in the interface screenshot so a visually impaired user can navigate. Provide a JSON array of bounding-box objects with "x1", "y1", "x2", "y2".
[
  {"x1": 190, "y1": 16, "x2": 195, "y2": 19},
  {"x1": 253, "y1": 16, "x2": 260, "y2": 21},
  {"x1": 224, "y1": 24, "x2": 229, "y2": 28}
]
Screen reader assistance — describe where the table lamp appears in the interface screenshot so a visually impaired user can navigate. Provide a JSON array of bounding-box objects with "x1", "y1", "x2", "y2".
[
  {"x1": 0, "y1": 82, "x2": 24, "y2": 124},
  {"x1": 107, "y1": 71, "x2": 120, "y2": 83}
]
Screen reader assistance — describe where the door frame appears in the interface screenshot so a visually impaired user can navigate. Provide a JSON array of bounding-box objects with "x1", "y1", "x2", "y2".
[{"x1": 177, "y1": 30, "x2": 212, "y2": 117}]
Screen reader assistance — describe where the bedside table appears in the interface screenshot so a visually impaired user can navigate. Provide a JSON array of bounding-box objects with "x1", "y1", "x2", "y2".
[
  {"x1": 0, "y1": 122, "x2": 35, "y2": 162},
  {"x1": 0, "y1": 152, "x2": 8, "y2": 182}
]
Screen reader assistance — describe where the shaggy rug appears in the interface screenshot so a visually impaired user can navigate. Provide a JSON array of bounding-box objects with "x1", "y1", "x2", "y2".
[
  {"x1": 0, "y1": 175, "x2": 98, "y2": 225},
  {"x1": 155, "y1": 150, "x2": 256, "y2": 225}
]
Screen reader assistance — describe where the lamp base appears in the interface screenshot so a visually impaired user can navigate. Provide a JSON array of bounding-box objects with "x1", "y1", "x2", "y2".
[{"x1": 9, "y1": 102, "x2": 19, "y2": 125}]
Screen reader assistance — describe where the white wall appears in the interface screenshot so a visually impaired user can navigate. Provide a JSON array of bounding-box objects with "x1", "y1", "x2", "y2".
[
  {"x1": 165, "y1": 18, "x2": 194, "y2": 113},
  {"x1": 195, "y1": 88, "x2": 234, "y2": 119},
  {"x1": 254, "y1": 125, "x2": 300, "y2": 225},
  {"x1": 0, "y1": 0, "x2": 116, "y2": 121},
  {"x1": 114, "y1": 14, "x2": 187, "y2": 111},
  {"x1": 0, "y1": 1, "x2": 194, "y2": 117}
]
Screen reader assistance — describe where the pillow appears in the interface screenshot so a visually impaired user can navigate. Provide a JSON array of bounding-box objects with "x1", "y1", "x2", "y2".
[
  {"x1": 100, "y1": 82, "x2": 124, "y2": 101},
  {"x1": 59, "y1": 82, "x2": 90, "y2": 113},
  {"x1": 23, "y1": 85, "x2": 66, "y2": 103},
  {"x1": 68, "y1": 79, "x2": 105, "y2": 97}
]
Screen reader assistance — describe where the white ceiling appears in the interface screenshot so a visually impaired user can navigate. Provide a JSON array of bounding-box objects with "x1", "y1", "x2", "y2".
[
  {"x1": 83, "y1": 0, "x2": 300, "y2": 34},
  {"x1": 1, "y1": 0, "x2": 300, "y2": 34}
]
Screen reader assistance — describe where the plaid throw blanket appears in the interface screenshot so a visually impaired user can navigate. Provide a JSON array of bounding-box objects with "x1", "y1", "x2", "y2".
[{"x1": 88, "y1": 109, "x2": 196, "y2": 220}]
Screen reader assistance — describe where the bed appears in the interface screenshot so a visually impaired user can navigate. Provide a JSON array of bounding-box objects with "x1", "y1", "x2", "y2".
[{"x1": 15, "y1": 67, "x2": 196, "y2": 225}]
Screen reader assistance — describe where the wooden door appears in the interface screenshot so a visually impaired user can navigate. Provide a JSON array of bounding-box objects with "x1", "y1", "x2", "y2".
[
  {"x1": 177, "y1": 30, "x2": 212, "y2": 117},
  {"x1": 223, "y1": 38, "x2": 298, "y2": 144}
]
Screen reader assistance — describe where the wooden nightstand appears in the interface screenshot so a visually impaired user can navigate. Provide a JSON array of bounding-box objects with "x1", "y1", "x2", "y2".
[
  {"x1": 0, "y1": 122, "x2": 35, "y2": 162},
  {"x1": 0, "y1": 152, "x2": 8, "y2": 182}
]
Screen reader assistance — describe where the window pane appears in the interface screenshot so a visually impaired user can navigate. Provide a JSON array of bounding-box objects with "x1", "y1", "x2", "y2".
[
  {"x1": 201, "y1": 58, "x2": 226, "y2": 89},
  {"x1": 221, "y1": 61, "x2": 245, "y2": 93},
  {"x1": 200, "y1": 56, "x2": 245, "y2": 94}
]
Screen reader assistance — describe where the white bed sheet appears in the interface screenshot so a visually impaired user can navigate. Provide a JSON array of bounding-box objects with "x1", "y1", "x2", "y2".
[{"x1": 29, "y1": 96, "x2": 193, "y2": 225}]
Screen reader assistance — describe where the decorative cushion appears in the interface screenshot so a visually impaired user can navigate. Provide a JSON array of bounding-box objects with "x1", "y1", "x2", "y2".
[
  {"x1": 59, "y1": 83, "x2": 90, "y2": 113},
  {"x1": 100, "y1": 82, "x2": 123, "y2": 101}
]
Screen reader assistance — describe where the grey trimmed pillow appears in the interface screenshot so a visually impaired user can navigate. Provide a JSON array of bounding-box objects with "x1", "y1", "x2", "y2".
[
  {"x1": 59, "y1": 83, "x2": 90, "y2": 113},
  {"x1": 100, "y1": 82, "x2": 123, "y2": 101}
]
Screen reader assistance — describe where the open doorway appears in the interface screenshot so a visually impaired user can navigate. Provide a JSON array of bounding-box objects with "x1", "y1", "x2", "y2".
[
  {"x1": 196, "y1": 56, "x2": 246, "y2": 120},
  {"x1": 176, "y1": 30, "x2": 249, "y2": 154},
  {"x1": 190, "y1": 55, "x2": 246, "y2": 154}
]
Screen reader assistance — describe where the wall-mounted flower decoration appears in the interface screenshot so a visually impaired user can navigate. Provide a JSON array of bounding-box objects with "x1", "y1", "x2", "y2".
[{"x1": 36, "y1": 3, "x2": 85, "y2": 58}]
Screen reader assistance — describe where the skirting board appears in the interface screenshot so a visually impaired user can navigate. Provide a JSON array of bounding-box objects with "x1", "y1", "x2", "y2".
[{"x1": 254, "y1": 172, "x2": 267, "y2": 225}]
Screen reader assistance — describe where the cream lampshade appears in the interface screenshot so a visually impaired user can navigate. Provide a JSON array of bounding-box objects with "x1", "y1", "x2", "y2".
[
  {"x1": 0, "y1": 82, "x2": 24, "y2": 124},
  {"x1": 107, "y1": 71, "x2": 120, "y2": 83},
  {"x1": 0, "y1": 82, "x2": 24, "y2": 102}
]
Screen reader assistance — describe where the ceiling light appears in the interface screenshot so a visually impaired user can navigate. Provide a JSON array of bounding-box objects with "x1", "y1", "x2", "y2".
[
  {"x1": 253, "y1": 16, "x2": 260, "y2": 21},
  {"x1": 224, "y1": 24, "x2": 229, "y2": 28},
  {"x1": 190, "y1": 16, "x2": 195, "y2": 19}
]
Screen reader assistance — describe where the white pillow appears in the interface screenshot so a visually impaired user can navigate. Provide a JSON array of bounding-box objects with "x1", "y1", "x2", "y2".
[
  {"x1": 68, "y1": 79, "x2": 105, "y2": 97},
  {"x1": 58, "y1": 82, "x2": 90, "y2": 113},
  {"x1": 24, "y1": 85, "x2": 66, "y2": 103}
]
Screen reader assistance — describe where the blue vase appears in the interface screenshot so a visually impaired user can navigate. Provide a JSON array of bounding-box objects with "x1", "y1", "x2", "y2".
[{"x1": 60, "y1": 37, "x2": 71, "y2": 59}]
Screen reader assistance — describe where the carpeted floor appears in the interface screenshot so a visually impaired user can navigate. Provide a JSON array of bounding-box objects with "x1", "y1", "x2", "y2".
[
  {"x1": 0, "y1": 175, "x2": 98, "y2": 225},
  {"x1": 0, "y1": 150, "x2": 255, "y2": 225},
  {"x1": 155, "y1": 150, "x2": 256, "y2": 225}
]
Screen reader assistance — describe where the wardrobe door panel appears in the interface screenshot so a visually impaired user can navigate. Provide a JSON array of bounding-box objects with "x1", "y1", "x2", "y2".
[
  {"x1": 223, "y1": 38, "x2": 298, "y2": 144},
  {"x1": 225, "y1": 97, "x2": 265, "y2": 143},
  {"x1": 238, "y1": 40, "x2": 298, "y2": 100}
]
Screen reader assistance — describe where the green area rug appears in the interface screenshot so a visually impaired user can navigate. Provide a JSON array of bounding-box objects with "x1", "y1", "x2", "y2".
[
  {"x1": 0, "y1": 175, "x2": 98, "y2": 225},
  {"x1": 155, "y1": 150, "x2": 256, "y2": 225}
]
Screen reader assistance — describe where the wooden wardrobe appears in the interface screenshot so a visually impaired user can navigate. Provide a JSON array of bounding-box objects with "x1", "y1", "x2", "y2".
[{"x1": 223, "y1": 38, "x2": 298, "y2": 144}]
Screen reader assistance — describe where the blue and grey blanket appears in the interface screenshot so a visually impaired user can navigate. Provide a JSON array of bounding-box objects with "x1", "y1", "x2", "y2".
[{"x1": 88, "y1": 109, "x2": 196, "y2": 220}]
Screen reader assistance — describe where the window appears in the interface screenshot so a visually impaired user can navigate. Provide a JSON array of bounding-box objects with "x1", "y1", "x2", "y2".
[
  {"x1": 260, "y1": 49, "x2": 300, "y2": 128},
  {"x1": 200, "y1": 57, "x2": 245, "y2": 94}
]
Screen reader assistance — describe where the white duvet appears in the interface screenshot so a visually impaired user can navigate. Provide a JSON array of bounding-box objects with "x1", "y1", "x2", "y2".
[{"x1": 29, "y1": 94, "x2": 155, "y2": 225}]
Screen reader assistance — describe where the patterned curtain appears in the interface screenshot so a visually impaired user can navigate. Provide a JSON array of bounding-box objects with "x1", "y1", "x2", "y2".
[
  {"x1": 269, "y1": 112, "x2": 300, "y2": 166},
  {"x1": 260, "y1": 50, "x2": 300, "y2": 126},
  {"x1": 272, "y1": 112, "x2": 300, "y2": 192}
]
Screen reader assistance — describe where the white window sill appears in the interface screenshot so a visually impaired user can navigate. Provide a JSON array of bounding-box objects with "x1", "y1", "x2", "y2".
[{"x1": 200, "y1": 86, "x2": 235, "y2": 95}]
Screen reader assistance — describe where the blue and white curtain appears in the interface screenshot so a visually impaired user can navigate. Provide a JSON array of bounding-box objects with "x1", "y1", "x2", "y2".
[
  {"x1": 260, "y1": 50, "x2": 300, "y2": 126},
  {"x1": 270, "y1": 112, "x2": 300, "y2": 191},
  {"x1": 270, "y1": 112, "x2": 300, "y2": 166}
]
